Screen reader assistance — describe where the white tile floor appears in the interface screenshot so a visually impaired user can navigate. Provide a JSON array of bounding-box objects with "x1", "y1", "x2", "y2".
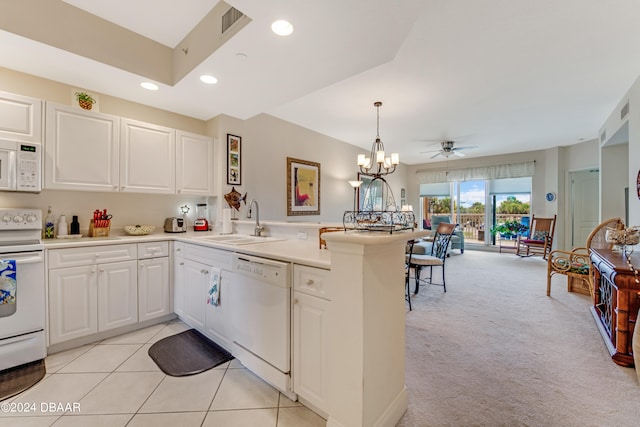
[{"x1": 1, "y1": 320, "x2": 326, "y2": 427}]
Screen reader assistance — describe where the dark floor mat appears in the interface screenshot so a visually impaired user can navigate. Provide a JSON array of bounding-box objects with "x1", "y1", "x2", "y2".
[
  {"x1": 148, "y1": 329, "x2": 233, "y2": 377},
  {"x1": 0, "y1": 359, "x2": 46, "y2": 401}
]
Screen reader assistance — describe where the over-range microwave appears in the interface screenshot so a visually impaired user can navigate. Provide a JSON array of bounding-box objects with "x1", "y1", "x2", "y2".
[{"x1": 0, "y1": 139, "x2": 41, "y2": 193}]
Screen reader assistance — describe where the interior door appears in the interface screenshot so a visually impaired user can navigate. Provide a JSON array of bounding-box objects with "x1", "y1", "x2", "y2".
[{"x1": 571, "y1": 169, "x2": 600, "y2": 246}]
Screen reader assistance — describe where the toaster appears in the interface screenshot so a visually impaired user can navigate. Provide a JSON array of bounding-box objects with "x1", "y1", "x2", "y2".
[{"x1": 164, "y1": 217, "x2": 186, "y2": 233}]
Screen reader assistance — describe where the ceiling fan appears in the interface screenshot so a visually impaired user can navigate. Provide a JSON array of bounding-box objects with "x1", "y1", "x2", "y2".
[{"x1": 420, "y1": 140, "x2": 478, "y2": 159}]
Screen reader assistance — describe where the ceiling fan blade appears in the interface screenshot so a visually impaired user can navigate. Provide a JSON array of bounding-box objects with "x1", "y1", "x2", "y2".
[
  {"x1": 453, "y1": 150, "x2": 466, "y2": 157},
  {"x1": 454, "y1": 145, "x2": 479, "y2": 151},
  {"x1": 429, "y1": 151, "x2": 443, "y2": 159}
]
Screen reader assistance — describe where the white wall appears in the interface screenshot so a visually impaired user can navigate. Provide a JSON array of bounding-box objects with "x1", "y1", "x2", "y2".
[
  {"x1": 210, "y1": 113, "x2": 409, "y2": 223},
  {"x1": 600, "y1": 143, "x2": 629, "y2": 221},
  {"x1": 599, "y1": 74, "x2": 640, "y2": 226}
]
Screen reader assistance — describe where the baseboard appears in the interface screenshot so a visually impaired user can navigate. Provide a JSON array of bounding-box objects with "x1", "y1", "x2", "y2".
[
  {"x1": 326, "y1": 385, "x2": 408, "y2": 427},
  {"x1": 374, "y1": 385, "x2": 408, "y2": 427}
]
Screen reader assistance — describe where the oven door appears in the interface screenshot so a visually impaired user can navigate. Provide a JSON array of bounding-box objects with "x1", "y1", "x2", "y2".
[
  {"x1": 0, "y1": 148, "x2": 16, "y2": 191},
  {"x1": 0, "y1": 251, "x2": 45, "y2": 334}
]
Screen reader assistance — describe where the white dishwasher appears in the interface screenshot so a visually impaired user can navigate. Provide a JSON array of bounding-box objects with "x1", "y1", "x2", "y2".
[{"x1": 231, "y1": 253, "x2": 294, "y2": 399}]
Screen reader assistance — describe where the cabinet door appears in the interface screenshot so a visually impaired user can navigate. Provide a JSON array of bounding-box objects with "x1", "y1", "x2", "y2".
[
  {"x1": 0, "y1": 91, "x2": 42, "y2": 142},
  {"x1": 120, "y1": 119, "x2": 175, "y2": 194},
  {"x1": 174, "y1": 249, "x2": 185, "y2": 317},
  {"x1": 292, "y1": 291, "x2": 330, "y2": 413},
  {"x1": 205, "y1": 270, "x2": 232, "y2": 349},
  {"x1": 176, "y1": 131, "x2": 214, "y2": 196},
  {"x1": 44, "y1": 103, "x2": 119, "y2": 191},
  {"x1": 182, "y1": 258, "x2": 208, "y2": 329},
  {"x1": 97, "y1": 260, "x2": 138, "y2": 331},
  {"x1": 48, "y1": 265, "x2": 98, "y2": 345},
  {"x1": 138, "y1": 257, "x2": 171, "y2": 322}
]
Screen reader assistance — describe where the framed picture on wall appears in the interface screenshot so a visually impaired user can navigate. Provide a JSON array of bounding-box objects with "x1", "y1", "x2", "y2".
[
  {"x1": 287, "y1": 157, "x2": 320, "y2": 216},
  {"x1": 226, "y1": 134, "x2": 241, "y2": 185}
]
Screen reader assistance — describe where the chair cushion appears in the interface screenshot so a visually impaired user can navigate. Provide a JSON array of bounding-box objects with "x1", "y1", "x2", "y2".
[
  {"x1": 521, "y1": 239, "x2": 544, "y2": 245},
  {"x1": 408, "y1": 254, "x2": 444, "y2": 266},
  {"x1": 555, "y1": 258, "x2": 589, "y2": 275},
  {"x1": 532, "y1": 230, "x2": 549, "y2": 240}
]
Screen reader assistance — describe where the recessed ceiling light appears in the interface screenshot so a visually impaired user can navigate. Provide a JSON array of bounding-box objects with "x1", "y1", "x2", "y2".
[
  {"x1": 271, "y1": 19, "x2": 293, "y2": 36},
  {"x1": 200, "y1": 75, "x2": 218, "y2": 84},
  {"x1": 141, "y1": 82, "x2": 159, "y2": 91}
]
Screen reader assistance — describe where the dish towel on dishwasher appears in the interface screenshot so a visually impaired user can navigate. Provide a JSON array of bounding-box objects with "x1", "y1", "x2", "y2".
[
  {"x1": 207, "y1": 267, "x2": 221, "y2": 307},
  {"x1": 0, "y1": 260, "x2": 17, "y2": 305}
]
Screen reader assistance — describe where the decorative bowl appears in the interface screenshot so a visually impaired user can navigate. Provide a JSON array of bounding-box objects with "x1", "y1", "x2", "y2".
[
  {"x1": 124, "y1": 225, "x2": 155, "y2": 235},
  {"x1": 605, "y1": 228, "x2": 640, "y2": 246}
]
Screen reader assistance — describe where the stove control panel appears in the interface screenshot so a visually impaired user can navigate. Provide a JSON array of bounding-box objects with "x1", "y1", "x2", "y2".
[{"x1": 0, "y1": 208, "x2": 42, "y2": 230}]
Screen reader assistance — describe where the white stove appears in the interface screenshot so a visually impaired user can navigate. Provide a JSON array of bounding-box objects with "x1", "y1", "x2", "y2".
[{"x1": 0, "y1": 208, "x2": 46, "y2": 372}]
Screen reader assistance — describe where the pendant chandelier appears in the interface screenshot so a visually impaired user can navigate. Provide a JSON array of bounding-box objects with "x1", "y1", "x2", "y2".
[
  {"x1": 357, "y1": 102, "x2": 399, "y2": 178},
  {"x1": 342, "y1": 101, "x2": 414, "y2": 233}
]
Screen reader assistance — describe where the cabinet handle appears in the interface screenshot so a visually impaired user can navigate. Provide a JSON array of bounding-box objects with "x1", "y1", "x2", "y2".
[
  {"x1": 91, "y1": 268, "x2": 96, "y2": 274},
  {"x1": 99, "y1": 268, "x2": 104, "y2": 273},
  {"x1": 179, "y1": 262, "x2": 184, "y2": 266},
  {"x1": 203, "y1": 270, "x2": 209, "y2": 275},
  {"x1": 176, "y1": 248, "x2": 182, "y2": 252},
  {"x1": 306, "y1": 279, "x2": 314, "y2": 286},
  {"x1": 293, "y1": 298, "x2": 299, "y2": 304}
]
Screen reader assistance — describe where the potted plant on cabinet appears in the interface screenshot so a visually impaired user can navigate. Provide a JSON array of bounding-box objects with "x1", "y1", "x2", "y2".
[{"x1": 75, "y1": 92, "x2": 96, "y2": 110}]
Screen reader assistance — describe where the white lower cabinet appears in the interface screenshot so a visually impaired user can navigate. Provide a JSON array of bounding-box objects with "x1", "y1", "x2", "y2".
[
  {"x1": 48, "y1": 259, "x2": 137, "y2": 344},
  {"x1": 97, "y1": 261, "x2": 138, "y2": 331},
  {"x1": 138, "y1": 256, "x2": 170, "y2": 322},
  {"x1": 292, "y1": 265, "x2": 332, "y2": 415},
  {"x1": 182, "y1": 258, "x2": 208, "y2": 330},
  {"x1": 48, "y1": 265, "x2": 98, "y2": 343},
  {"x1": 173, "y1": 243, "x2": 233, "y2": 350},
  {"x1": 48, "y1": 242, "x2": 172, "y2": 346},
  {"x1": 138, "y1": 242, "x2": 171, "y2": 322}
]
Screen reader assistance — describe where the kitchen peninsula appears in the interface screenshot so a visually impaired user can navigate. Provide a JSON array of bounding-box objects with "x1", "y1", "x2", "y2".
[{"x1": 43, "y1": 226, "x2": 427, "y2": 427}]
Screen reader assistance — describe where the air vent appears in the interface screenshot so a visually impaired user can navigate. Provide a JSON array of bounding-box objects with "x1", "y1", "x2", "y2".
[
  {"x1": 222, "y1": 7, "x2": 244, "y2": 33},
  {"x1": 600, "y1": 130, "x2": 606, "y2": 143},
  {"x1": 621, "y1": 101, "x2": 630, "y2": 120}
]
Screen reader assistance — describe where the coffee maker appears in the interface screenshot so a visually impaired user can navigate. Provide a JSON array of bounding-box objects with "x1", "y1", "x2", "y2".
[{"x1": 194, "y1": 203, "x2": 209, "y2": 231}]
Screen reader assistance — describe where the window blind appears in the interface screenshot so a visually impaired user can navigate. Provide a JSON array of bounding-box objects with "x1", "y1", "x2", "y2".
[{"x1": 416, "y1": 161, "x2": 535, "y2": 183}]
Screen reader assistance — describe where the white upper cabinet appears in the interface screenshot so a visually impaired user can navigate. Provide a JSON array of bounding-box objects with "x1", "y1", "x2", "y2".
[
  {"x1": 0, "y1": 91, "x2": 43, "y2": 142},
  {"x1": 45, "y1": 103, "x2": 120, "y2": 191},
  {"x1": 120, "y1": 119, "x2": 175, "y2": 194},
  {"x1": 44, "y1": 101, "x2": 214, "y2": 194},
  {"x1": 176, "y1": 130, "x2": 214, "y2": 196}
]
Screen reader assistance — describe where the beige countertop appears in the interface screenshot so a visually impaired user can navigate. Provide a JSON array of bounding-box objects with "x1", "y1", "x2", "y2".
[{"x1": 43, "y1": 230, "x2": 332, "y2": 269}]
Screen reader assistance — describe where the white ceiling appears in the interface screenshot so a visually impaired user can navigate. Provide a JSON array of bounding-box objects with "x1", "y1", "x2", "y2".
[{"x1": 2, "y1": 0, "x2": 640, "y2": 165}]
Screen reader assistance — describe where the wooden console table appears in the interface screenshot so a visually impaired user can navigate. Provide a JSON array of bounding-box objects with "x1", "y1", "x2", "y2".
[{"x1": 590, "y1": 248, "x2": 640, "y2": 367}]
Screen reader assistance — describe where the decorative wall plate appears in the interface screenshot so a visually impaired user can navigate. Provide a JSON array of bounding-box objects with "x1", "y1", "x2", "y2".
[{"x1": 545, "y1": 192, "x2": 556, "y2": 202}]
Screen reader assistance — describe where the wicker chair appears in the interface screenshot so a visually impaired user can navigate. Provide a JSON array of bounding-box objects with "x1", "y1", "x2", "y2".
[
  {"x1": 546, "y1": 217, "x2": 623, "y2": 297},
  {"x1": 516, "y1": 214, "x2": 556, "y2": 259}
]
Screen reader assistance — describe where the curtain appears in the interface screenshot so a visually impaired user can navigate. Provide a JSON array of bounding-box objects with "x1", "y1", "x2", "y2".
[{"x1": 416, "y1": 161, "x2": 535, "y2": 183}]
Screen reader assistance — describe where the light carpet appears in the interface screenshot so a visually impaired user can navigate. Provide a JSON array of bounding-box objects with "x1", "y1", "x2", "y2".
[{"x1": 397, "y1": 250, "x2": 640, "y2": 427}]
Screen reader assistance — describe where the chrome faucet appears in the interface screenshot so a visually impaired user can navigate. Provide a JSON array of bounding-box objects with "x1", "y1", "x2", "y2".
[{"x1": 247, "y1": 199, "x2": 264, "y2": 236}]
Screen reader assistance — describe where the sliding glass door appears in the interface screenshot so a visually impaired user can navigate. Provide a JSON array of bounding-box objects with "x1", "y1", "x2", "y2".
[{"x1": 420, "y1": 177, "x2": 532, "y2": 248}]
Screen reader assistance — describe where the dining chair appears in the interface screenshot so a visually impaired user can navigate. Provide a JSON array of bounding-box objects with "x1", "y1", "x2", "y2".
[
  {"x1": 407, "y1": 222, "x2": 456, "y2": 294},
  {"x1": 405, "y1": 240, "x2": 415, "y2": 310}
]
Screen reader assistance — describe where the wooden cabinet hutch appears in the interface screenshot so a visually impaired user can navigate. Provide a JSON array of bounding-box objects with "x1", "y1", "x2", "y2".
[{"x1": 590, "y1": 248, "x2": 640, "y2": 367}]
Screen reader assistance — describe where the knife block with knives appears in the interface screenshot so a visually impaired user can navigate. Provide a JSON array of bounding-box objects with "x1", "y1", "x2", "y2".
[{"x1": 89, "y1": 209, "x2": 112, "y2": 237}]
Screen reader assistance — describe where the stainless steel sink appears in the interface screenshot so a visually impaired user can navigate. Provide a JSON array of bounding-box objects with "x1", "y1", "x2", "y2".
[{"x1": 200, "y1": 235, "x2": 284, "y2": 245}]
